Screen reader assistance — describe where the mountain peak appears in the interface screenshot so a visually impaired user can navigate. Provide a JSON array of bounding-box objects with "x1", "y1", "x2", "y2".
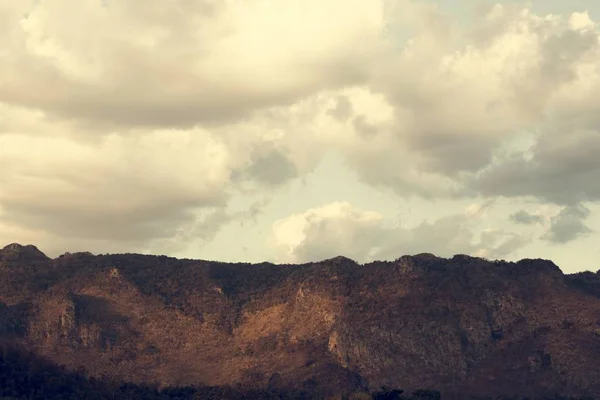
[
  {"x1": 322, "y1": 255, "x2": 358, "y2": 265},
  {"x1": 0, "y1": 243, "x2": 50, "y2": 262},
  {"x1": 2, "y1": 243, "x2": 25, "y2": 251}
]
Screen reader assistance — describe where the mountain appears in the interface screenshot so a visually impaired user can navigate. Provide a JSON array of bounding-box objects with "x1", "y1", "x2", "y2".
[
  {"x1": 0, "y1": 243, "x2": 50, "y2": 263},
  {"x1": 1, "y1": 244, "x2": 600, "y2": 399}
]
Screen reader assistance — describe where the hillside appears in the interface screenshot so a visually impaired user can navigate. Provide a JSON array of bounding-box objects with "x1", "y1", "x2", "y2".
[{"x1": 2, "y1": 243, "x2": 600, "y2": 399}]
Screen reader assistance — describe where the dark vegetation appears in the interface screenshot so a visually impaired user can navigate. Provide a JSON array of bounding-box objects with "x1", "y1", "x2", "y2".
[
  {"x1": 0, "y1": 343, "x2": 596, "y2": 400},
  {"x1": 0, "y1": 342, "x2": 309, "y2": 400}
]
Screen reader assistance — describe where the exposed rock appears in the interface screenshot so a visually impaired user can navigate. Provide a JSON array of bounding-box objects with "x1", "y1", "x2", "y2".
[{"x1": 108, "y1": 267, "x2": 121, "y2": 279}]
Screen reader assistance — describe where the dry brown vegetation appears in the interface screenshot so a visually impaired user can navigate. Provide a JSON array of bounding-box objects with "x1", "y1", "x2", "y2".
[{"x1": 2, "y1": 244, "x2": 600, "y2": 399}]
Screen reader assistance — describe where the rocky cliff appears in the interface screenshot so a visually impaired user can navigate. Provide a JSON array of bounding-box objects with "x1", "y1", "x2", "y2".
[{"x1": 1, "y1": 243, "x2": 600, "y2": 399}]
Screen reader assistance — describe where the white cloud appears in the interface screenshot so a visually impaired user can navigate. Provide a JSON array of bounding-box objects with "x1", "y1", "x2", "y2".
[
  {"x1": 0, "y1": 0, "x2": 387, "y2": 128},
  {"x1": 0, "y1": 129, "x2": 231, "y2": 252},
  {"x1": 270, "y1": 201, "x2": 528, "y2": 264}
]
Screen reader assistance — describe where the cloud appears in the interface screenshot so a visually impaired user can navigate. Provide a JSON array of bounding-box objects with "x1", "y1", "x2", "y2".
[
  {"x1": 0, "y1": 0, "x2": 386, "y2": 129},
  {"x1": 270, "y1": 202, "x2": 384, "y2": 263},
  {"x1": 270, "y1": 201, "x2": 528, "y2": 264},
  {"x1": 541, "y1": 204, "x2": 593, "y2": 244},
  {"x1": 469, "y1": 127, "x2": 600, "y2": 205},
  {"x1": 0, "y1": 129, "x2": 233, "y2": 254},
  {"x1": 458, "y1": 9, "x2": 600, "y2": 205},
  {"x1": 231, "y1": 148, "x2": 298, "y2": 187},
  {"x1": 326, "y1": 96, "x2": 354, "y2": 122},
  {"x1": 0, "y1": 83, "x2": 337, "y2": 256},
  {"x1": 0, "y1": 94, "x2": 335, "y2": 256},
  {"x1": 143, "y1": 207, "x2": 233, "y2": 256},
  {"x1": 510, "y1": 210, "x2": 544, "y2": 225},
  {"x1": 1, "y1": 0, "x2": 600, "y2": 263},
  {"x1": 325, "y1": 4, "x2": 600, "y2": 206}
]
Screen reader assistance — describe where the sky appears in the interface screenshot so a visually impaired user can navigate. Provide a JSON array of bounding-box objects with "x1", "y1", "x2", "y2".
[{"x1": 1, "y1": 0, "x2": 600, "y2": 273}]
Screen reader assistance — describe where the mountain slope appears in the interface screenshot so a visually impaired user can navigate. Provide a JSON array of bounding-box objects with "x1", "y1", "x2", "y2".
[{"x1": 2, "y1": 244, "x2": 600, "y2": 399}]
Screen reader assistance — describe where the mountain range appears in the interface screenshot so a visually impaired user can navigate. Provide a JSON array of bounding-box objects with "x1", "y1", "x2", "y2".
[{"x1": 2, "y1": 243, "x2": 600, "y2": 399}]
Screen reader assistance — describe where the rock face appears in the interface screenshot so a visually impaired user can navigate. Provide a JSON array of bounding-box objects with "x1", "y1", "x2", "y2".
[{"x1": 1, "y1": 245, "x2": 600, "y2": 398}]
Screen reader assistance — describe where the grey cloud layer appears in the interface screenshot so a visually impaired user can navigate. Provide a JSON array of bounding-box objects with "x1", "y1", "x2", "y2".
[
  {"x1": 541, "y1": 204, "x2": 593, "y2": 244},
  {"x1": 510, "y1": 210, "x2": 544, "y2": 225},
  {"x1": 472, "y1": 128, "x2": 600, "y2": 205}
]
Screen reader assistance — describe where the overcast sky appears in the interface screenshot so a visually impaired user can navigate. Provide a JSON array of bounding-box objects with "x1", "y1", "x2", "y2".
[{"x1": 1, "y1": 0, "x2": 600, "y2": 273}]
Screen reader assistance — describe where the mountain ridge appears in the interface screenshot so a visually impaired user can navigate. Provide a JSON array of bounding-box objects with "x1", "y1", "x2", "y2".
[{"x1": 2, "y1": 243, "x2": 600, "y2": 399}]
